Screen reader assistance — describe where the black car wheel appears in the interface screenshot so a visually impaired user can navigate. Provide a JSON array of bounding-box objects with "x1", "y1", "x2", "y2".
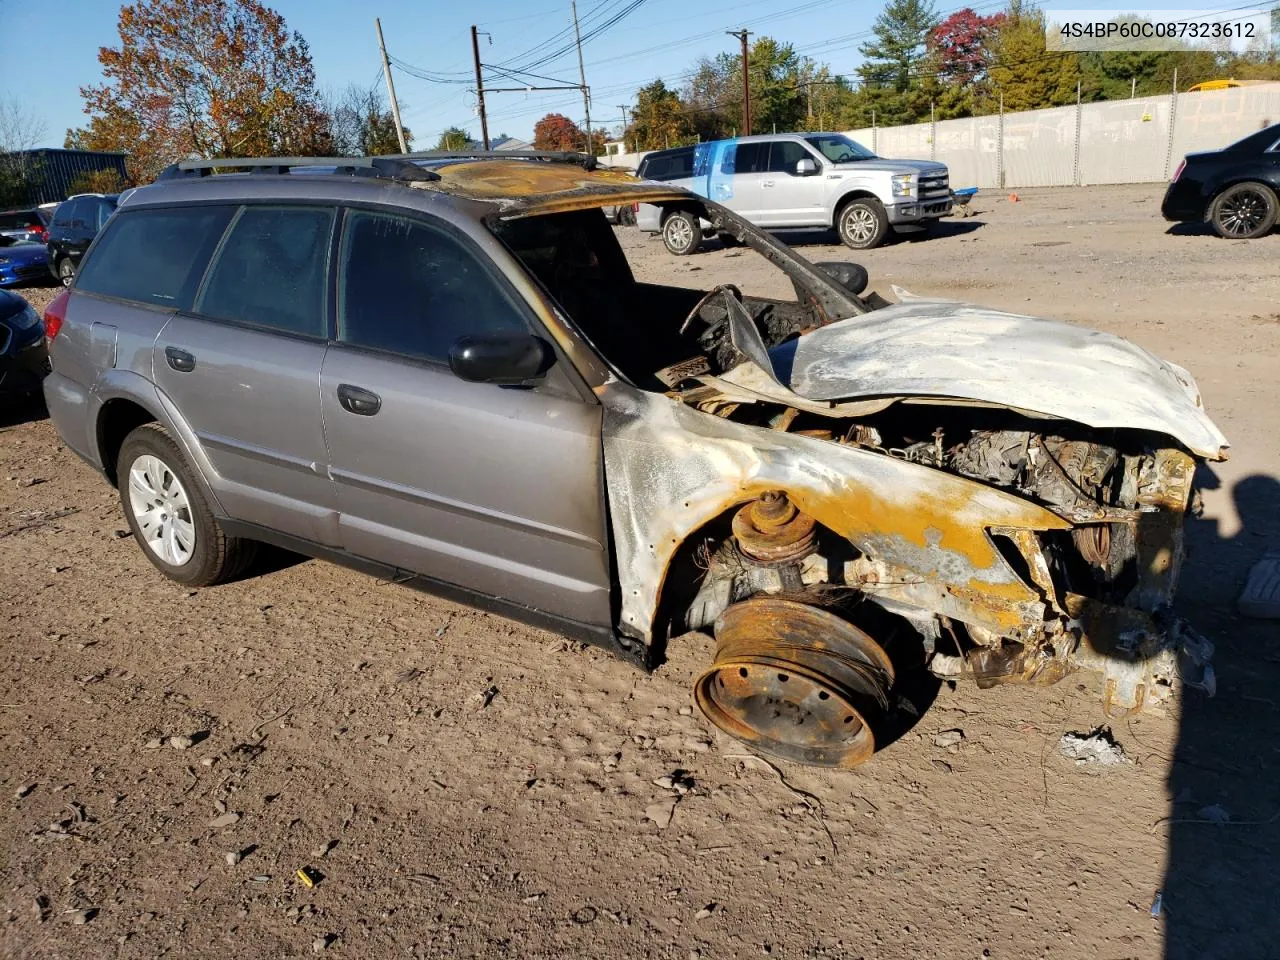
[
  {"x1": 1209, "y1": 182, "x2": 1278, "y2": 239},
  {"x1": 57, "y1": 258, "x2": 76, "y2": 287}
]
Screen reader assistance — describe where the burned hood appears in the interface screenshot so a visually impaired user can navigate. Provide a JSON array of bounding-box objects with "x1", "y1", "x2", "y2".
[{"x1": 723, "y1": 294, "x2": 1229, "y2": 459}]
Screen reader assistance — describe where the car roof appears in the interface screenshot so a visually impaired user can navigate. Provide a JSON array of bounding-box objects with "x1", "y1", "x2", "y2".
[{"x1": 127, "y1": 157, "x2": 690, "y2": 220}]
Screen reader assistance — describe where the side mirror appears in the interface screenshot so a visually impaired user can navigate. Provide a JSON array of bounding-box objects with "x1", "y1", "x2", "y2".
[
  {"x1": 449, "y1": 332, "x2": 553, "y2": 385},
  {"x1": 795, "y1": 158, "x2": 819, "y2": 177},
  {"x1": 814, "y1": 261, "x2": 869, "y2": 296}
]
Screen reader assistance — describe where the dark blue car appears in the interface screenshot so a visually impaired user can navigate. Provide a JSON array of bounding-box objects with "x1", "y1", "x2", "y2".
[
  {"x1": 0, "y1": 289, "x2": 49, "y2": 396},
  {"x1": 0, "y1": 235, "x2": 51, "y2": 287}
]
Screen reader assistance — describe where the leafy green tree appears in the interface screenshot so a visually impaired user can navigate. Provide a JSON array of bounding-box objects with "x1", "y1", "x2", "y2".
[
  {"x1": 328, "y1": 84, "x2": 409, "y2": 155},
  {"x1": 988, "y1": 2, "x2": 1081, "y2": 111},
  {"x1": 682, "y1": 36, "x2": 814, "y2": 138},
  {"x1": 858, "y1": 0, "x2": 941, "y2": 92},
  {"x1": 435, "y1": 127, "x2": 471, "y2": 150},
  {"x1": 627, "y1": 80, "x2": 692, "y2": 150}
]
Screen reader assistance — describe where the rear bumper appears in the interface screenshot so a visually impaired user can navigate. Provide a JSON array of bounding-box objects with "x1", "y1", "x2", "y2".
[
  {"x1": 1161, "y1": 180, "x2": 1208, "y2": 222},
  {"x1": 42, "y1": 369, "x2": 98, "y2": 466},
  {"x1": 888, "y1": 198, "x2": 952, "y2": 223}
]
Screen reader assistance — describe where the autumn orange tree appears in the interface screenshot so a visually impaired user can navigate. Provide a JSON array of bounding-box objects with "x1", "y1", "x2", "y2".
[{"x1": 70, "y1": 0, "x2": 332, "y2": 184}]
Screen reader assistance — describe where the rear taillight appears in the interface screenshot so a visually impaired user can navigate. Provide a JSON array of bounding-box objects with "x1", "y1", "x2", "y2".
[
  {"x1": 1172, "y1": 159, "x2": 1186, "y2": 183},
  {"x1": 37, "y1": 228, "x2": 48, "y2": 243},
  {"x1": 43, "y1": 289, "x2": 70, "y2": 341}
]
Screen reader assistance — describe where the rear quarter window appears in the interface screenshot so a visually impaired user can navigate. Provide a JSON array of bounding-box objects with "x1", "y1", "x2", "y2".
[
  {"x1": 640, "y1": 149, "x2": 694, "y2": 181},
  {"x1": 75, "y1": 206, "x2": 235, "y2": 309},
  {"x1": 0, "y1": 211, "x2": 41, "y2": 229}
]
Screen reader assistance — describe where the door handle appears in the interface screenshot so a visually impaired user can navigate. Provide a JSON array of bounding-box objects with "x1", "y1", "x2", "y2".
[
  {"x1": 762, "y1": 180, "x2": 775, "y2": 187},
  {"x1": 164, "y1": 346, "x2": 196, "y2": 373},
  {"x1": 337, "y1": 383, "x2": 381, "y2": 416}
]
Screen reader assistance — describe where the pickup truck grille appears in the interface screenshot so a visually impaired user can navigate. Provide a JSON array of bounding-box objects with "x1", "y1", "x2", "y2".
[{"x1": 919, "y1": 172, "x2": 950, "y2": 201}]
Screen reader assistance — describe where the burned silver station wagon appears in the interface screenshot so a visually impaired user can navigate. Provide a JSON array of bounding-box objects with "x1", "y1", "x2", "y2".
[{"x1": 42, "y1": 152, "x2": 1226, "y2": 768}]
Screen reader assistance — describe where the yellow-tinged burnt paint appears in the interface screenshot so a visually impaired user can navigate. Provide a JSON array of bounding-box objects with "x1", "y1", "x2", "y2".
[
  {"x1": 430, "y1": 160, "x2": 689, "y2": 214},
  {"x1": 600, "y1": 384, "x2": 1076, "y2": 642}
]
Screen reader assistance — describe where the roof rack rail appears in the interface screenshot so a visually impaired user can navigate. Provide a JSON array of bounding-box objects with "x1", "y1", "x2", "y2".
[
  {"x1": 393, "y1": 150, "x2": 597, "y2": 171},
  {"x1": 157, "y1": 156, "x2": 440, "y2": 183}
]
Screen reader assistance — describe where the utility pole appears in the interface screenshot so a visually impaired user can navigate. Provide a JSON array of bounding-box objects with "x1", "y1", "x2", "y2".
[
  {"x1": 375, "y1": 18, "x2": 408, "y2": 154},
  {"x1": 471, "y1": 25, "x2": 491, "y2": 150},
  {"x1": 572, "y1": 2, "x2": 593, "y2": 155},
  {"x1": 617, "y1": 105, "x2": 630, "y2": 150},
  {"x1": 727, "y1": 29, "x2": 751, "y2": 136}
]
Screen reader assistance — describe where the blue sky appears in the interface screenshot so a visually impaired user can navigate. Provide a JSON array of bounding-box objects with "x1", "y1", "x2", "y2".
[{"x1": 0, "y1": 0, "x2": 1231, "y2": 150}]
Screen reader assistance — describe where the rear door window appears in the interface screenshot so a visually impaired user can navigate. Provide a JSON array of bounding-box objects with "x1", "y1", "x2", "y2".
[
  {"x1": 721, "y1": 142, "x2": 768, "y2": 174},
  {"x1": 75, "y1": 206, "x2": 234, "y2": 309},
  {"x1": 195, "y1": 205, "x2": 335, "y2": 338},
  {"x1": 336, "y1": 209, "x2": 528, "y2": 364}
]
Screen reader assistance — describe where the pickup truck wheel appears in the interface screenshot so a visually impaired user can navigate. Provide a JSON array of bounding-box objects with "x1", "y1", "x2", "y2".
[
  {"x1": 837, "y1": 198, "x2": 889, "y2": 250},
  {"x1": 662, "y1": 211, "x2": 702, "y2": 255},
  {"x1": 116, "y1": 423, "x2": 256, "y2": 587},
  {"x1": 1209, "y1": 182, "x2": 1277, "y2": 239}
]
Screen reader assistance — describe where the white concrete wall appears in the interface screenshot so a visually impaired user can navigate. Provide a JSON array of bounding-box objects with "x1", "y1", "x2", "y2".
[{"x1": 841, "y1": 85, "x2": 1280, "y2": 189}]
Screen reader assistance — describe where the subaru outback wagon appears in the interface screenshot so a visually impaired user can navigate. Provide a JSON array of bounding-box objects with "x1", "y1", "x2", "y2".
[{"x1": 43, "y1": 152, "x2": 1225, "y2": 768}]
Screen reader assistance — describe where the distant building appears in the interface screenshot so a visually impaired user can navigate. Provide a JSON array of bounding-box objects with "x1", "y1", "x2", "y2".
[{"x1": 0, "y1": 148, "x2": 129, "y2": 205}]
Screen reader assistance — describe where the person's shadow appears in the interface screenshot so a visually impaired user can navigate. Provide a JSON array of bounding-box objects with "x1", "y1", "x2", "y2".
[{"x1": 1164, "y1": 470, "x2": 1280, "y2": 959}]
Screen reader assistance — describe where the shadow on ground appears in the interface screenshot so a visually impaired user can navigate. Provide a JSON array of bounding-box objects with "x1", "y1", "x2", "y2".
[
  {"x1": 1164, "y1": 469, "x2": 1280, "y2": 959},
  {"x1": 0, "y1": 395, "x2": 48, "y2": 430},
  {"x1": 764, "y1": 218, "x2": 986, "y2": 249}
]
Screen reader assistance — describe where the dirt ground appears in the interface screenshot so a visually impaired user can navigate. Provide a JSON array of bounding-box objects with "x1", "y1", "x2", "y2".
[{"x1": 2, "y1": 184, "x2": 1278, "y2": 960}]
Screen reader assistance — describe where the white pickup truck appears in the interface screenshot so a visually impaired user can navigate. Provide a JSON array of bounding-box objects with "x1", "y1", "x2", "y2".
[{"x1": 634, "y1": 132, "x2": 951, "y2": 253}]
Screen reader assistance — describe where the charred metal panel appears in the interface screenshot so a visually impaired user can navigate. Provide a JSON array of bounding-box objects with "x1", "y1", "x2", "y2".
[
  {"x1": 753, "y1": 292, "x2": 1229, "y2": 460},
  {"x1": 599, "y1": 382, "x2": 1070, "y2": 644}
]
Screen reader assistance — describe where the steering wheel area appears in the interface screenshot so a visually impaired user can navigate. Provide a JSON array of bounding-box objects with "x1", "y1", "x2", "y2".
[{"x1": 679, "y1": 283, "x2": 745, "y2": 339}]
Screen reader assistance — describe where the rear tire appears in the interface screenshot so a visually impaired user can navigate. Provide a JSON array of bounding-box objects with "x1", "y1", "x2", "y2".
[
  {"x1": 116, "y1": 423, "x2": 256, "y2": 587},
  {"x1": 837, "y1": 198, "x2": 890, "y2": 250},
  {"x1": 662, "y1": 211, "x2": 702, "y2": 256},
  {"x1": 1209, "y1": 182, "x2": 1277, "y2": 239},
  {"x1": 57, "y1": 258, "x2": 75, "y2": 287}
]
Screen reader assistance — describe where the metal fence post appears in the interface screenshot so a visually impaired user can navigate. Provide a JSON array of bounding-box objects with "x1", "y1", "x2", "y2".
[
  {"x1": 1164, "y1": 67, "x2": 1179, "y2": 179},
  {"x1": 872, "y1": 109, "x2": 877, "y2": 154},
  {"x1": 930, "y1": 101, "x2": 936, "y2": 160},
  {"x1": 1073, "y1": 80, "x2": 1083, "y2": 186},
  {"x1": 997, "y1": 91, "x2": 1005, "y2": 189}
]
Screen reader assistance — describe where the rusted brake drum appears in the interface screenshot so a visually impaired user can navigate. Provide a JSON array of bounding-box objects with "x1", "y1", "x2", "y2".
[
  {"x1": 694, "y1": 597, "x2": 895, "y2": 768},
  {"x1": 731, "y1": 490, "x2": 816, "y2": 564}
]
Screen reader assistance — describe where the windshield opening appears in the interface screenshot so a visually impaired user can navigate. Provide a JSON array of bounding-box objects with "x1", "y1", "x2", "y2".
[
  {"x1": 491, "y1": 208, "x2": 830, "y2": 391},
  {"x1": 805, "y1": 134, "x2": 876, "y2": 163}
]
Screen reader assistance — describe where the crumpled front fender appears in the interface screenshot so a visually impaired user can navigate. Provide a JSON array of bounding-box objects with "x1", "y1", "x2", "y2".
[{"x1": 600, "y1": 383, "x2": 1070, "y2": 645}]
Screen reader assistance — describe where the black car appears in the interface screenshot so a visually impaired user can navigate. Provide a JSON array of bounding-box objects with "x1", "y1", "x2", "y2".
[
  {"x1": 1162, "y1": 123, "x2": 1280, "y2": 239},
  {"x1": 47, "y1": 193, "x2": 118, "y2": 285},
  {"x1": 0, "y1": 289, "x2": 50, "y2": 397}
]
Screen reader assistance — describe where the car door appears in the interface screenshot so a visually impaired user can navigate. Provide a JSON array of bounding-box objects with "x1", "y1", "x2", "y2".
[
  {"x1": 152, "y1": 203, "x2": 340, "y2": 546},
  {"x1": 319, "y1": 207, "x2": 612, "y2": 628},
  {"x1": 759, "y1": 140, "x2": 827, "y2": 227},
  {"x1": 712, "y1": 141, "x2": 768, "y2": 220}
]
